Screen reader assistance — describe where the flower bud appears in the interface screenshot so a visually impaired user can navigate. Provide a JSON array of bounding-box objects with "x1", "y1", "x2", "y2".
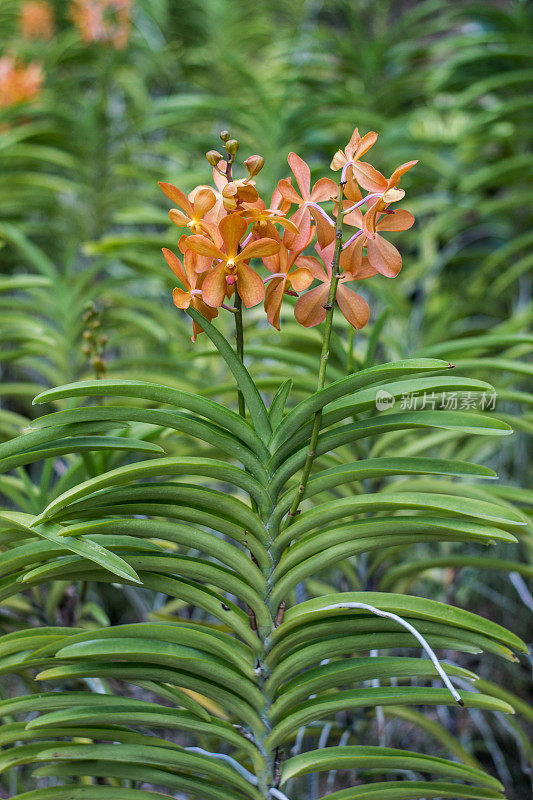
[
  {"x1": 82, "y1": 345, "x2": 91, "y2": 356},
  {"x1": 206, "y1": 149, "x2": 223, "y2": 166},
  {"x1": 92, "y1": 357, "x2": 107, "y2": 373},
  {"x1": 226, "y1": 139, "x2": 239, "y2": 156},
  {"x1": 219, "y1": 130, "x2": 230, "y2": 142},
  {"x1": 244, "y1": 155, "x2": 264, "y2": 177}
]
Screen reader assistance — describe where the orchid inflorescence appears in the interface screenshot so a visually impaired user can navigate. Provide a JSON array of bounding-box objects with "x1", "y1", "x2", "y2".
[{"x1": 160, "y1": 128, "x2": 417, "y2": 341}]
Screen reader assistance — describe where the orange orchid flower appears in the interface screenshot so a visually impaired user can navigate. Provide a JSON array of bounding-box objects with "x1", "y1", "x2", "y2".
[
  {"x1": 221, "y1": 178, "x2": 259, "y2": 212},
  {"x1": 344, "y1": 205, "x2": 415, "y2": 278},
  {"x1": 186, "y1": 214, "x2": 279, "y2": 309},
  {"x1": 241, "y1": 198, "x2": 300, "y2": 241},
  {"x1": 330, "y1": 128, "x2": 380, "y2": 190},
  {"x1": 277, "y1": 153, "x2": 337, "y2": 248},
  {"x1": 262, "y1": 235, "x2": 315, "y2": 330},
  {"x1": 162, "y1": 245, "x2": 218, "y2": 342},
  {"x1": 295, "y1": 240, "x2": 374, "y2": 329},
  {"x1": 71, "y1": 0, "x2": 132, "y2": 50},
  {"x1": 159, "y1": 182, "x2": 220, "y2": 240},
  {"x1": 19, "y1": 2, "x2": 54, "y2": 40},
  {"x1": 363, "y1": 160, "x2": 418, "y2": 234},
  {"x1": 0, "y1": 56, "x2": 43, "y2": 108}
]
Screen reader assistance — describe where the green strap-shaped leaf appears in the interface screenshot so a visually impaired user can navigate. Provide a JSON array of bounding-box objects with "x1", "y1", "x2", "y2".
[
  {"x1": 60, "y1": 482, "x2": 269, "y2": 546},
  {"x1": 268, "y1": 378, "x2": 293, "y2": 430},
  {"x1": 289, "y1": 782, "x2": 504, "y2": 800},
  {"x1": 34, "y1": 762, "x2": 253, "y2": 800},
  {"x1": 10, "y1": 785, "x2": 176, "y2": 799},
  {"x1": 380, "y1": 555, "x2": 533, "y2": 591},
  {"x1": 272, "y1": 518, "x2": 512, "y2": 580},
  {"x1": 26, "y1": 407, "x2": 268, "y2": 481},
  {"x1": 277, "y1": 592, "x2": 527, "y2": 652},
  {"x1": 35, "y1": 664, "x2": 264, "y2": 740},
  {"x1": 0, "y1": 436, "x2": 164, "y2": 473},
  {"x1": 269, "y1": 412, "x2": 511, "y2": 493},
  {"x1": 271, "y1": 457, "x2": 496, "y2": 529},
  {"x1": 33, "y1": 378, "x2": 267, "y2": 457},
  {"x1": 29, "y1": 622, "x2": 254, "y2": 676},
  {"x1": 53, "y1": 638, "x2": 264, "y2": 709},
  {"x1": 21, "y1": 551, "x2": 270, "y2": 630},
  {"x1": 187, "y1": 307, "x2": 272, "y2": 442},
  {"x1": 32, "y1": 457, "x2": 272, "y2": 523},
  {"x1": 293, "y1": 375, "x2": 496, "y2": 439},
  {"x1": 270, "y1": 358, "x2": 454, "y2": 448},
  {"x1": 270, "y1": 657, "x2": 476, "y2": 719},
  {"x1": 0, "y1": 511, "x2": 141, "y2": 585},
  {"x1": 281, "y1": 745, "x2": 502, "y2": 788},
  {"x1": 60, "y1": 517, "x2": 269, "y2": 581},
  {"x1": 265, "y1": 688, "x2": 513, "y2": 747},
  {"x1": 274, "y1": 491, "x2": 525, "y2": 551}
]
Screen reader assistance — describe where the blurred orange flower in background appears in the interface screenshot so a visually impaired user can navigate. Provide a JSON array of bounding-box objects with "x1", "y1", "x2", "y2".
[
  {"x1": 0, "y1": 55, "x2": 43, "y2": 109},
  {"x1": 19, "y1": 1, "x2": 55, "y2": 41},
  {"x1": 71, "y1": 0, "x2": 133, "y2": 50}
]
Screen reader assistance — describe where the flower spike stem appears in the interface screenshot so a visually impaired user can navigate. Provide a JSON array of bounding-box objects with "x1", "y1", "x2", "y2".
[
  {"x1": 234, "y1": 289, "x2": 246, "y2": 418},
  {"x1": 284, "y1": 174, "x2": 346, "y2": 526}
]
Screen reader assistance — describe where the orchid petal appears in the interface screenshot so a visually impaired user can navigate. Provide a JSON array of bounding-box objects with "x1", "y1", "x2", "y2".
[
  {"x1": 330, "y1": 149, "x2": 347, "y2": 171},
  {"x1": 219, "y1": 213, "x2": 248, "y2": 256},
  {"x1": 311, "y1": 177, "x2": 337, "y2": 202},
  {"x1": 201, "y1": 262, "x2": 228, "y2": 307},
  {"x1": 186, "y1": 234, "x2": 224, "y2": 260},
  {"x1": 168, "y1": 209, "x2": 191, "y2": 227},
  {"x1": 162, "y1": 247, "x2": 188, "y2": 286},
  {"x1": 283, "y1": 204, "x2": 311, "y2": 251},
  {"x1": 264, "y1": 277, "x2": 286, "y2": 330},
  {"x1": 237, "y1": 237, "x2": 280, "y2": 263},
  {"x1": 294, "y1": 282, "x2": 330, "y2": 327},
  {"x1": 172, "y1": 287, "x2": 192, "y2": 310},
  {"x1": 367, "y1": 233, "x2": 403, "y2": 277},
  {"x1": 310, "y1": 206, "x2": 335, "y2": 248},
  {"x1": 352, "y1": 130, "x2": 378, "y2": 160},
  {"x1": 352, "y1": 161, "x2": 387, "y2": 193},
  {"x1": 387, "y1": 160, "x2": 418, "y2": 189},
  {"x1": 376, "y1": 209, "x2": 415, "y2": 232},
  {"x1": 289, "y1": 266, "x2": 314, "y2": 292},
  {"x1": 159, "y1": 182, "x2": 193, "y2": 216},
  {"x1": 236, "y1": 262, "x2": 265, "y2": 308},
  {"x1": 193, "y1": 187, "x2": 217, "y2": 219},
  {"x1": 288, "y1": 152, "x2": 311, "y2": 200},
  {"x1": 277, "y1": 178, "x2": 304, "y2": 206},
  {"x1": 336, "y1": 283, "x2": 370, "y2": 329},
  {"x1": 296, "y1": 255, "x2": 327, "y2": 282}
]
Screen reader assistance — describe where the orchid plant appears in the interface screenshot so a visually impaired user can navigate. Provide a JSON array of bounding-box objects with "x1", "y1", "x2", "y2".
[{"x1": 0, "y1": 127, "x2": 526, "y2": 800}]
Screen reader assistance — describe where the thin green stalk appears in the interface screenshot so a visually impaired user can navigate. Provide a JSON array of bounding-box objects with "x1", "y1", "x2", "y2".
[
  {"x1": 284, "y1": 175, "x2": 346, "y2": 525},
  {"x1": 234, "y1": 289, "x2": 246, "y2": 418}
]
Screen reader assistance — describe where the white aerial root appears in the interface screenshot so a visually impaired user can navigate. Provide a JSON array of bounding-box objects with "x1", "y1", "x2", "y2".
[
  {"x1": 320, "y1": 601, "x2": 463, "y2": 705},
  {"x1": 270, "y1": 788, "x2": 292, "y2": 800},
  {"x1": 185, "y1": 747, "x2": 258, "y2": 784}
]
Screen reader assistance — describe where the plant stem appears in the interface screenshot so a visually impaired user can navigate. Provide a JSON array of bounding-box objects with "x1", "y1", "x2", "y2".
[
  {"x1": 285, "y1": 175, "x2": 346, "y2": 524},
  {"x1": 234, "y1": 288, "x2": 246, "y2": 417}
]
